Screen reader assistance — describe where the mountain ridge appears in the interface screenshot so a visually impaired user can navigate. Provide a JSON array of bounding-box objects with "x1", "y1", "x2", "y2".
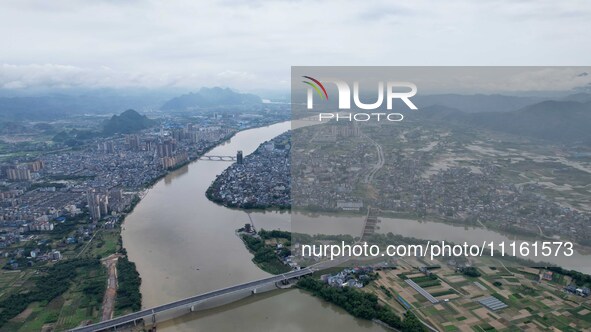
[
  {"x1": 102, "y1": 109, "x2": 156, "y2": 135},
  {"x1": 415, "y1": 100, "x2": 591, "y2": 143},
  {"x1": 160, "y1": 87, "x2": 262, "y2": 110}
]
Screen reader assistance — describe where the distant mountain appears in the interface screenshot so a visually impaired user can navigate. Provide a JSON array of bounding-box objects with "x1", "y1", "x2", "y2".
[
  {"x1": 467, "y1": 100, "x2": 591, "y2": 143},
  {"x1": 412, "y1": 104, "x2": 464, "y2": 121},
  {"x1": 0, "y1": 95, "x2": 76, "y2": 121},
  {"x1": 161, "y1": 87, "x2": 262, "y2": 110},
  {"x1": 562, "y1": 93, "x2": 591, "y2": 103},
  {"x1": 410, "y1": 98, "x2": 591, "y2": 143},
  {"x1": 0, "y1": 89, "x2": 176, "y2": 122},
  {"x1": 102, "y1": 109, "x2": 156, "y2": 135},
  {"x1": 413, "y1": 94, "x2": 544, "y2": 113}
]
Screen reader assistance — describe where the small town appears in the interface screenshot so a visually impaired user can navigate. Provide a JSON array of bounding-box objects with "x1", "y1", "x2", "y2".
[
  {"x1": 214, "y1": 121, "x2": 591, "y2": 246},
  {"x1": 0, "y1": 106, "x2": 289, "y2": 330},
  {"x1": 207, "y1": 132, "x2": 291, "y2": 209},
  {"x1": 0, "y1": 109, "x2": 288, "y2": 262}
]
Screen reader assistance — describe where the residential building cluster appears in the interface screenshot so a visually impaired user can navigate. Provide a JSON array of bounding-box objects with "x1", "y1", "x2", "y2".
[
  {"x1": 373, "y1": 158, "x2": 591, "y2": 244},
  {"x1": 0, "y1": 124, "x2": 235, "y2": 227},
  {"x1": 1, "y1": 160, "x2": 44, "y2": 181},
  {"x1": 0, "y1": 109, "x2": 290, "y2": 274},
  {"x1": 291, "y1": 123, "x2": 376, "y2": 211},
  {"x1": 0, "y1": 122, "x2": 247, "y2": 269},
  {"x1": 282, "y1": 123, "x2": 591, "y2": 244},
  {"x1": 207, "y1": 132, "x2": 291, "y2": 209},
  {"x1": 565, "y1": 284, "x2": 591, "y2": 297},
  {"x1": 321, "y1": 266, "x2": 376, "y2": 288}
]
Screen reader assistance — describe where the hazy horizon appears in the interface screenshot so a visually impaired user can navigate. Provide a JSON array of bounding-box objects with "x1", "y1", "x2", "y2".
[{"x1": 2, "y1": 0, "x2": 591, "y2": 94}]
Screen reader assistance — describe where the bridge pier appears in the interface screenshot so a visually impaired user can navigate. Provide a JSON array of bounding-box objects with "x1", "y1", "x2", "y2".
[{"x1": 68, "y1": 269, "x2": 313, "y2": 332}]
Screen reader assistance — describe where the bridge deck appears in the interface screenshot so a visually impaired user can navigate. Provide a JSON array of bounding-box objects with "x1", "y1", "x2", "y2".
[
  {"x1": 69, "y1": 268, "x2": 313, "y2": 332},
  {"x1": 200, "y1": 155, "x2": 237, "y2": 161},
  {"x1": 360, "y1": 207, "x2": 380, "y2": 240}
]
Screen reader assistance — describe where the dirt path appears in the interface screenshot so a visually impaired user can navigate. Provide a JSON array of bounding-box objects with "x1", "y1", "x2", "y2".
[
  {"x1": 76, "y1": 229, "x2": 101, "y2": 258},
  {"x1": 101, "y1": 254, "x2": 121, "y2": 321}
]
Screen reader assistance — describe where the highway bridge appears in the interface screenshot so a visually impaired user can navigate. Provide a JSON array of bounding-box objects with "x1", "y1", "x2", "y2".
[
  {"x1": 69, "y1": 268, "x2": 313, "y2": 332},
  {"x1": 361, "y1": 207, "x2": 380, "y2": 240},
  {"x1": 199, "y1": 155, "x2": 237, "y2": 161}
]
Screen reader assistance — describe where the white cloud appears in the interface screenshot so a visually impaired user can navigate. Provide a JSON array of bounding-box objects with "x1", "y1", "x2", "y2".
[
  {"x1": 0, "y1": 64, "x2": 128, "y2": 89},
  {"x1": 0, "y1": 0, "x2": 590, "y2": 91}
]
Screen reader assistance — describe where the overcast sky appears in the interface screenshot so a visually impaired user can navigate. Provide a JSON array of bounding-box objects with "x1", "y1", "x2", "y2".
[{"x1": 1, "y1": 0, "x2": 590, "y2": 92}]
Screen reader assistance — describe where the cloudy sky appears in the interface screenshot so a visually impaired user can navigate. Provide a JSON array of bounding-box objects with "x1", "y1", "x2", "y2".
[{"x1": 1, "y1": 0, "x2": 590, "y2": 92}]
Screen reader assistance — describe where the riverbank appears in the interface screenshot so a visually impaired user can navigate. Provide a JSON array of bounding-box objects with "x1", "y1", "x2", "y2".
[
  {"x1": 205, "y1": 131, "x2": 290, "y2": 210},
  {"x1": 243, "y1": 227, "x2": 591, "y2": 331},
  {"x1": 297, "y1": 277, "x2": 425, "y2": 331},
  {"x1": 100, "y1": 254, "x2": 121, "y2": 321},
  {"x1": 102, "y1": 133, "x2": 238, "y2": 316},
  {"x1": 97, "y1": 131, "x2": 236, "y2": 313},
  {"x1": 121, "y1": 121, "x2": 389, "y2": 332},
  {"x1": 119, "y1": 121, "x2": 288, "y2": 304},
  {"x1": 234, "y1": 227, "x2": 427, "y2": 330},
  {"x1": 117, "y1": 119, "x2": 591, "y2": 331},
  {"x1": 237, "y1": 229, "x2": 292, "y2": 275}
]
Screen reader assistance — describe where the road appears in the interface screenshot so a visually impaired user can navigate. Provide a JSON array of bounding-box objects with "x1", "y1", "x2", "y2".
[
  {"x1": 69, "y1": 268, "x2": 313, "y2": 332},
  {"x1": 361, "y1": 131, "x2": 385, "y2": 184},
  {"x1": 100, "y1": 255, "x2": 120, "y2": 321},
  {"x1": 75, "y1": 229, "x2": 100, "y2": 258}
]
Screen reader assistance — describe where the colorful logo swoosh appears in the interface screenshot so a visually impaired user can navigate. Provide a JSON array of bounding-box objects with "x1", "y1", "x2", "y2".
[{"x1": 302, "y1": 76, "x2": 328, "y2": 100}]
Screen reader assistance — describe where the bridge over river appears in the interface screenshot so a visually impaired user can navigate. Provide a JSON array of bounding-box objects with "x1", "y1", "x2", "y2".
[
  {"x1": 199, "y1": 155, "x2": 236, "y2": 161},
  {"x1": 69, "y1": 268, "x2": 313, "y2": 332}
]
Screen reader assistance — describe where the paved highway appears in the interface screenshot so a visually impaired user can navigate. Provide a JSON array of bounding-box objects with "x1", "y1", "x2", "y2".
[{"x1": 69, "y1": 268, "x2": 313, "y2": 332}]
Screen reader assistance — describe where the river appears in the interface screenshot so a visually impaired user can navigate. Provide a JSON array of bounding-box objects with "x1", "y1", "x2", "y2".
[
  {"x1": 122, "y1": 121, "x2": 590, "y2": 331},
  {"x1": 121, "y1": 121, "x2": 387, "y2": 331}
]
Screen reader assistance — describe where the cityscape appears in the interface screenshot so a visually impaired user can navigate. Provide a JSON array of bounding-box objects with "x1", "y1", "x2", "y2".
[
  {"x1": 3, "y1": 87, "x2": 591, "y2": 331},
  {"x1": 0, "y1": 103, "x2": 290, "y2": 330},
  {"x1": 2, "y1": 1, "x2": 591, "y2": 332}
]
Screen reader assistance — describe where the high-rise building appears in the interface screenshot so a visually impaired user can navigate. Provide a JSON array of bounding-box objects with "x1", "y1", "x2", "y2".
[
  {"x1": 98, "y1": 141, "x2": 115, "y2": 153},
  {"x1": 6, "y1": 168, "x2": 31, "y2": 181},
  {"x1": 190, "y1": 132, "x2": 200, "y2": 143},
  {"x1": 87, "y1": 189, "x2": 109, "y2": 221},
  {"x1": 27, "y1": 160, "x2": 44, "y2": 172},
  {"x1": 237, "y1": 150, "x2": 244, "y2": 164},
  {"x1": 4, "y1": 159, "x2": 43, "y2": 181},
  {"x1": 87, "y1": 189, "x2": 101, "y2": 221},
  {"x1": 161, "y1": 152, "x2": 188, "y2": 169},
  {"x1": 157, "y1": 140, "x2": 176, "y2": 158},
  {"x1": 172, "y1": 128, "x2": 184, "y2": 142},
  {"x1": 145, "y1": 138, "x2": 156, "y2": 152},
  {"x1": 126, "y1": 135, "x2": 141, "y2": 151}
]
